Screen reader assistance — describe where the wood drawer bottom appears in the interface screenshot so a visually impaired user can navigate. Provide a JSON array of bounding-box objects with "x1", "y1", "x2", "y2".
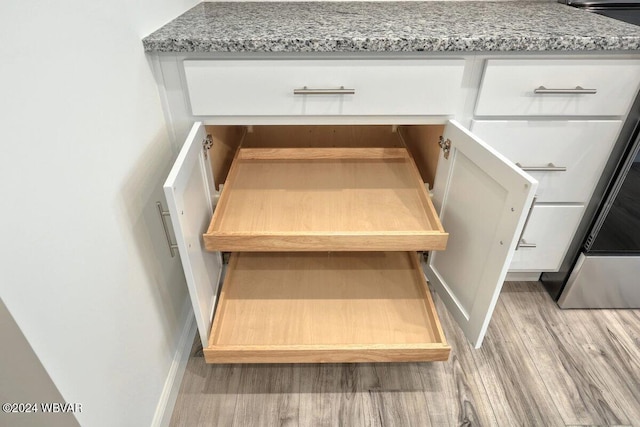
[{"x1": 205, "y1": 252, "x2": 450, "y2": 363}]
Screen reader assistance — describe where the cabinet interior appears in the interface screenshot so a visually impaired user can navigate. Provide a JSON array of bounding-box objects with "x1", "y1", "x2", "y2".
[
  {"x1": 205, "y1": 124, "x2": 445, "y2": 191},
  {"x1": 201, "y1": 124, "x2": 448, "y2": 252},
  {"x1": 198, "y1": 124, "x2": 451, "y2": 362}
]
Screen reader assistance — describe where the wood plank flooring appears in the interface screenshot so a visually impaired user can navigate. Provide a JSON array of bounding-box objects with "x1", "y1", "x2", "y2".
[{"x1": 169, "y1": 281, "x2": 640, "y2": 426}]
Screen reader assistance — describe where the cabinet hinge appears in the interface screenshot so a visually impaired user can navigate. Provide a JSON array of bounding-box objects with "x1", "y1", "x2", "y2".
[
  {"x1": 438, "y1": 136, "x2": 451, "y2": 160},
  {"x1": 202, "y1": 134, "x2": 213, "y2": 158}
]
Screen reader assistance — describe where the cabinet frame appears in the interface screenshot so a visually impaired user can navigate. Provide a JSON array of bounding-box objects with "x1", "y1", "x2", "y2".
[
  {"x1": 153, "y1": 51, "x2": 640, "y2": 360},
  {"x1": 164, "y1": 120, "x2": 537, "y2": 355}
]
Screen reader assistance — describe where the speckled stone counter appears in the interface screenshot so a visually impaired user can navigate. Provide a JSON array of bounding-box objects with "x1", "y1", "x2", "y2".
[{"x1": 143, "y1": 1, "x2": 640, "y2": 53}]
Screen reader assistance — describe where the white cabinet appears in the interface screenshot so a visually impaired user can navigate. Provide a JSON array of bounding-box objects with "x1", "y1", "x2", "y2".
[
  {"x1": 155, "y1": 55, "x2": 638, "y2": 363},
  {"x1": 164, "y1": 120, "x2": 536, "y2": 362},
  {"x1": 472, "y1": 58, "x2": 640, "y2": 273}
]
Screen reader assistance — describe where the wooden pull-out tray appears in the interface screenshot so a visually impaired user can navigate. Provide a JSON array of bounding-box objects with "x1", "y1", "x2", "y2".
[
  {"x1": 204, "y1": 148, "x2": 448, "y2": 252},
  {"x1": 205, "y1": 252, "x2": 450, "y2": 363}
]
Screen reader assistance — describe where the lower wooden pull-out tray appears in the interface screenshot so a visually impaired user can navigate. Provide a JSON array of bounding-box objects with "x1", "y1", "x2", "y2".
[
  {"x1": 204, "y1": 148, "x2": 448, "y2": 252},
  {"x1": 205, "y1": 251, "x2": 450, "y2": 363}
]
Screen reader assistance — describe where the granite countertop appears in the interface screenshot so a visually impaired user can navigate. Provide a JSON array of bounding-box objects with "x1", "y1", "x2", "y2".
[{"x1": 142, "y1": 1, "x2": 640, "y2": 53}]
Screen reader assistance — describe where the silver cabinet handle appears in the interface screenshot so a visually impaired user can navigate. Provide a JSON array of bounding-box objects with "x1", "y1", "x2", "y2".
[
  {"x1": 293, "y1": 86, "x2": 355, "y2": 95},
  {"x1": 516, "y1": 162, "x2": 567, "y2": 172},
  {"x1": 516, "y1": 196, "x2": 536, "y2": 251},
  {"x1": 534, "y1": 86, "x2": 597, "y2": 95},
  {"x1": 157, "y1": 202, "x2": 178, "y2": 257},
  {"x1": 517, "y1": 239, "x2": 537, "y2": 249}
]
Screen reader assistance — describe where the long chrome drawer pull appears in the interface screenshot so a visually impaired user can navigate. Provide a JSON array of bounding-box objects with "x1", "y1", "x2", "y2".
[
  {"x1": 516, "y1": 162, "x2": 567, "y2": 172},
  {"x1": 517, "y1": 239, "x2": 537, "y2": 249},
  {"x1": 293, "y1": 86, "x2": 355, "y2": 95},
  {"x1": 534, "y1": 86, "x2": 597, "y2": 95},
  {"x1": 157, "y1": 202, "x2": 178, "y2": 258},
  {"x1": 516, "y1": 196, "x2": 536, "y2": 251}
]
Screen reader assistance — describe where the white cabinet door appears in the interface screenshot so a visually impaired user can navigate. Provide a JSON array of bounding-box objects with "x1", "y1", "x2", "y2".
[
  {"x1": 163, "y1": 123, "x2": 223, "y2": 348},
  {"x1": 425, "y1": 121, "x2": 537, "y2": 348}
]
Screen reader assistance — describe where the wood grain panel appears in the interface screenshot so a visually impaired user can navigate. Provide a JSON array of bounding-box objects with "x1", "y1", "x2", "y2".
[
  {"x1": 562, "y1": 308, "x2": 640, "y2": 423},
  {"x1": 297, "y1": 364, "x2": 349, "y2": 426},
  {"x1": 399, "y1": 125, "x2": 444, "y2": 188},
  {"x1": 205, "y1": 346, "x2": 451, "y2": 364},
  {"x1": 204, "y1": 252, "x2": 450, "y2": 364},
  {"x1": 500, "y1": 281, "x2": 630, "y2": 425},
  {"x1": 242, "y1": 125, "x2": 403, "y2": 148},
  {"x1": 469, "y1": 294, "x2": 565, "y2": 425},
  {"x1": 237, "y1": 147, "x2": 409, "y2": 160},
  {"x1": 205, "y1": 125, "x2": 445, "y2": 186},
  {"x1": 242, "y1": 124, "x2": 441, "y2": 185},
  {"x1": 171, "y1": 282, "x2": 640, "y2": 427},
  {"x1": 230, "y1": 365, "x2": 300, "y2": 427},
  {"x1": 168, "y1": 339, "x2": 241, "y2": 426},
  {"x1": 205, "y1": 125, "x2": 245, "y2": 190},
  {"x1": 428, "y1": 289, "x2": 499, "y2": 426},
  {"x1": 207, "y1": 234, "x2": 448, "y2": 253},
  {"x1": 363, "y1": 363, "x2": 435, "y2": 427}
]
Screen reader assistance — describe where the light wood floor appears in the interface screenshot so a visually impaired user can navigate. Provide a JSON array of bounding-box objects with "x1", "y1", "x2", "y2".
[{"x1": 169, "y1": 281, "x2": 640, "y2": 426}]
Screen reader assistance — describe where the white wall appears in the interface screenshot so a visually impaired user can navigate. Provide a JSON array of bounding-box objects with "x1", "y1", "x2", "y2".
[{"x1": 0, "y1": 1, "x2": 198, "y2": 426}]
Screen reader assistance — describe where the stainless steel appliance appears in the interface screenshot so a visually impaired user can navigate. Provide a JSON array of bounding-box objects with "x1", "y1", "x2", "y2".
[
  {"x1": 559, "y1": 0, "x2": 640, "y2": 25},
  {"x1": 542, "y1": 51, "x2": 640, "y2": 307},
  {"x1": 555, "y1": 131, "x2": 640, "y2": 308}
]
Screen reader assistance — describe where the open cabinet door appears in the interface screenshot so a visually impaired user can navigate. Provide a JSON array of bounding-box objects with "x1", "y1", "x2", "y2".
[
  {"x1": 164, "y1": 123, "x2": 222, "y2": 348},
  {"x1": 425, "y1": 121, "x2": 537, "y2": 348}
]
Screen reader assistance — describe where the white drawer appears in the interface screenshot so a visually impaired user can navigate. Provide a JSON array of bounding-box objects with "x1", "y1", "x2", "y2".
[
  {"x1": 183, "y1": 59, "x2": 465, "y2": 116},
  {"x1": 475, "y1": 59, "x2": 640, "y2": 117},
  {"x1": 509, "y1": 205, "x2": 584, "y2": 272},
  {"x1": 471, "y1": 120, "x2": 621, "y2": 203}
]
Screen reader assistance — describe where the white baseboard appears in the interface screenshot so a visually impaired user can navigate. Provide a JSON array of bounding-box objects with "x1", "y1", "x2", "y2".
[
  {"x1": 151, "y1": 299, "x2": 196, "y2": 427},
  {"x1": 505, "y1": 271, "x2": 542, "y2": 282}
]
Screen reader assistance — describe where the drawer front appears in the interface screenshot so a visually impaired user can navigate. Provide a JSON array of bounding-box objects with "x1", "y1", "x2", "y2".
[
  {"x1": 471, "y1": 120, "x2": 622, "y2": 203},
  {"x1": 509, "y1": 205, "x2": 584, "y2": 272},
  {"x1": 475, "y1": 59, "x2": 640, "y2": 116},
  {"x1": 183, "y1": 59, "x2": 465, "y2": 116}
]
